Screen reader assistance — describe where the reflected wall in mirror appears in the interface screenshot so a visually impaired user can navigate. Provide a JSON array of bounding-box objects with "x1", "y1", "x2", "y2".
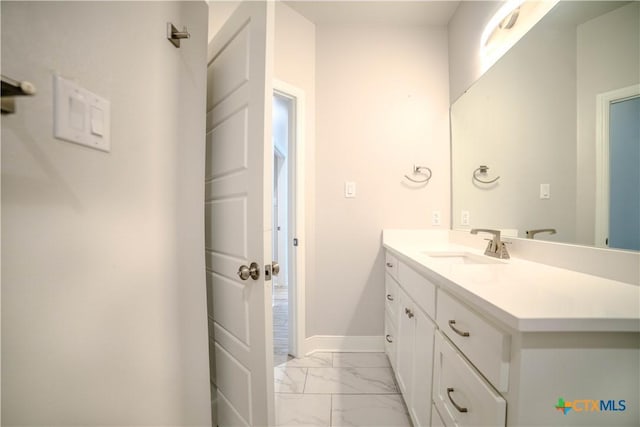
[{"x1": 452, "y1": 1, "x2": 639, "y2": 251}]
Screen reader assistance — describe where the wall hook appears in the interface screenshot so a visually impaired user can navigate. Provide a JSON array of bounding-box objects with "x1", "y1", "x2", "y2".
[
  {"x1": 404, "y1": 165, "x2": 432, "y2": 184},
  {"x1": 473, "y1": 165, "x2": 500, "y2": 184},
  {"x1": 167, "y1": 22, "x2": 190, "y2": 48}
]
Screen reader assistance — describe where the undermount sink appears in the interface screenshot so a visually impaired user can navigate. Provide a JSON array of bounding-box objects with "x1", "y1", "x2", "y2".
[{"x1": 422, "y1": 251, "x2": 504, "y2": 265}]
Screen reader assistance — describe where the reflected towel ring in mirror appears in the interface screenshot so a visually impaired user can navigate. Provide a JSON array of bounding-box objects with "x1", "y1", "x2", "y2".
[
  {"x1": 473, "y1": 165, "x2": 500, "y2": 184},
  {"x1": 404, "y1": 165, "x2": 432, "y2": 184}
]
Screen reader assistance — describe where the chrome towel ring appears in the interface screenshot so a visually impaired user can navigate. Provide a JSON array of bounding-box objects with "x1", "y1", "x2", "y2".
[
  {"x1": 404, "y1": 165, "x2": 432, "y2": 184},
  {"x1": 473, "y1": 165, "x2": 500, "y2": 184}
]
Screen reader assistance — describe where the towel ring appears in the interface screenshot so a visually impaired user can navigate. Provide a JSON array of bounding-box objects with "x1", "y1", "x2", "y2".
[
  {"x1": 404, "y1": 165, "x2": 432, "y2": 184},
  {"x1": 473, "y1": 165, "x2": 500, "y2": 184}
]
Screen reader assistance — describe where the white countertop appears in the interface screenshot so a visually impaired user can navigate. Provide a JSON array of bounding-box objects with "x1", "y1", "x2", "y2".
[{"x1": 383, "y1": 230, "x2": 640, "y2": 333}]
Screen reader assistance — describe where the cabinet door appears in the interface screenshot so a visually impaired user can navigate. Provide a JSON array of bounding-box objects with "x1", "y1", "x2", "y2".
[
  {"x1": 396, "y1": 288, "x2": 415, "y2": 398},
  {"x1": 410, "y1": 308, "x2": 435, "y2": 427},
  {"x1": 431, "y1": 404, "x2": 447, "y2": 427}
]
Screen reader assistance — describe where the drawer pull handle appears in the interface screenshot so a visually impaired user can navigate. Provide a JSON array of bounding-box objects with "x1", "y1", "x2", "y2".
[
  {"x1": 385, "y1": 335, "x2": 393, "y2": 343},
  {"x1": 386, "y1": 294, "x2": 394, "y2": 301},
  {"x1": 448, "y1": 320, "x2": 470, "y2": 337},
  {"x1": 405, "y1": 308, "x2": 414, "y2": 319},
  {"x1": 447, "y1": 388, "x2": 468, "y2": 413},
  {"x1": 386, "y1": 262, "x2": 394, "y2": 268}
]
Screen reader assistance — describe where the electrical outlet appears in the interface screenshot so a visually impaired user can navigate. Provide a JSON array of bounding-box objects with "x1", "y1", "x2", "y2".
[
  {"x1": 432, "y1": 210, "x2": 441, "y2": 226},
  {"x1": 461, "y1": 210, "x2": 470, "y2": 226}
]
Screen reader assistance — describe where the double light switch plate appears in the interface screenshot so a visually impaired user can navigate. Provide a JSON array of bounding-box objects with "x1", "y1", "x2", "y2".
[{"x1": 54, "y1": 75, "x2": 111, "y2": 152}]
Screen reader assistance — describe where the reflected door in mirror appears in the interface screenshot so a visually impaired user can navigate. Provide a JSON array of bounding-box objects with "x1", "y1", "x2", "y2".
[{"x1": 609, "y1": 96, "x2": 640, "y2": 250}]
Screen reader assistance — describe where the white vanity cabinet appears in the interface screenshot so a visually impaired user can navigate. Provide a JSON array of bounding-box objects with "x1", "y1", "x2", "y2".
[
  {"x1": 384, "y1": 257, "x2": 436, "y2": 427},
  {"x1": 383, "y1": 231, "x2": 640, "y2": 427}
]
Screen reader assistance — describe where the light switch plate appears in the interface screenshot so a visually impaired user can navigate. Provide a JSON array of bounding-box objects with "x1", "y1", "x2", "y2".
[
  {"x1": 54, "y1": 75, "x2": 111, "y2": 152},
  {"x1": 345, "y1": 181, "x2": 356, "y2": 198},
  {"x1": 540, "y1": 183, "x2": 550, "y2": 199}
]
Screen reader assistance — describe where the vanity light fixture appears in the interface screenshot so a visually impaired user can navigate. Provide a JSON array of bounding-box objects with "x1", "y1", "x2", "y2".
[
  {"x1": 479, "y1": 0, "x2": 559, "y2": 74},
  {"x1": 480, "y1": 0, "x2": 526, "y2": 49}
]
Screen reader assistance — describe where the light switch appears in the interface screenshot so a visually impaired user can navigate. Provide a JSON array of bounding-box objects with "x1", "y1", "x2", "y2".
[
  {"x1": 540, "y1": 184, "x2": 550, "y2": 199},
  {"x1": 54, "y1": 75, "x2": 111, "y2": 152},
  {"x1": 345, "y1": 181, "x2": 356, "y2": 198},
  {"x1": 69, "y1": 95, "x2": 85, "y2": 130},
  {"x1": 90, "y1": 106, "x2": 104, "y2": 136}
]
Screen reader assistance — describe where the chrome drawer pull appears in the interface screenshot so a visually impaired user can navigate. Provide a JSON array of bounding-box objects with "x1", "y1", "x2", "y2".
[
  {"x1": 405, "y1": 308, "x2": 414, "y2": 319},
  {"x1": 386, "y1": 294, "x2": 394, "y2": 301},
  {"x1": 447, "y1": 388, "x2": 468, "y2": 413},
  {"x1": 386, "y1": 262, "x2": 394, "y2": 268},
  {"x1": 385, "y1": 335, "x2": 393, "y2": 343},
  {"x1": 448, "y1": 320, "x2": 470, "y2": 337}
]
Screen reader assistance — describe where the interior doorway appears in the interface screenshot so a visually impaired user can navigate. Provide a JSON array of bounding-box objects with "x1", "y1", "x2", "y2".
[
  {"x1": 272, "y1": 88, "x2": 299, "y2": 366},
  {"x1": 595, "y1": 84, "x2": 640, "y2": 249}
]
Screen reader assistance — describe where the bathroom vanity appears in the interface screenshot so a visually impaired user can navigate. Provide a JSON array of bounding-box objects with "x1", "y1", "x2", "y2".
[{"x1": 383, "y1": 230, "x2": 640, "y2": 427}]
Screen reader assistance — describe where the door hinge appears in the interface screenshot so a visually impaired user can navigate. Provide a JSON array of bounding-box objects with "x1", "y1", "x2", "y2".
[{"x1": 293, "y1": 238, "x2": 298, "y2": 247}]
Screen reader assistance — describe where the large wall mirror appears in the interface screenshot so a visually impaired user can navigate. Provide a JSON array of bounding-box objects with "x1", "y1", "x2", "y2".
[{"x1": 451, "y1": 1, "x2": 639, "y2": 251}]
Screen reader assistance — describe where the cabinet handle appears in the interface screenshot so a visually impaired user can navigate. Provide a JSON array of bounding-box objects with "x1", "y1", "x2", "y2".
[
  {"x1": 386, "y1": 262, "x2": 394, "y2": 268},
  {"x1": 446, "y1": 388, "x2": 468, "y2": 413},
  {"x1": 385, "y1": 334, "x2": 393, "y2": 343},
  {"x1": 386, "y1": 294, "x2": 394, "y2": 301},
  {"x1": 405, "y1": 308, "x2": 414, "y2": 319},
  {"x1": 448, "y1": 320, "x2": 470, "y2": 337}
]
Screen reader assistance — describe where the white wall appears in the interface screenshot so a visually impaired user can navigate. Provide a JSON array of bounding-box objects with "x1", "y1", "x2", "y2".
[
  {"x1": 451, "y1": 10, "x2": 577, "y2": 242},
  {"x1": 575, "y1": 2, "x2": 640, "y2": 245},
  {"x1": 273, "y1": 3, "x2": 317, "y2": 311},
  {"x1": 1, "y1": 2, "x2": 211, "y2": 425},
  {"x1": 313, "y1": 24, "x2": 450, "y2": 337}
]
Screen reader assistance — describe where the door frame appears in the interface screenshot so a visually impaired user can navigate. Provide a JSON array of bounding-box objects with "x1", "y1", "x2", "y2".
[
  {"x1": 273, "y1": 79, "x2": 306, "y2": 358},
  {"x1": 272, "y1": 145, "x2": 287, "y2": 291},
  {"x1": 595, "y1": 84, "x2": 640, "y2": 247}
]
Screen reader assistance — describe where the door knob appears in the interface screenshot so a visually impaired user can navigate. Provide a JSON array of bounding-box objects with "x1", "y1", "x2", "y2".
[
  {"x1": 271, "y1": 261, "x2": 280, "y2": 276},
  {"x1": 237, "y1": 262, "x2": 260, "y2": 281}
]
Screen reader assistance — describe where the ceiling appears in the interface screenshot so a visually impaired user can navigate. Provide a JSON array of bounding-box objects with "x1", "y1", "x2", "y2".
[{"x1": 284, "y1": 1, "x2": 461, "y2": 26}]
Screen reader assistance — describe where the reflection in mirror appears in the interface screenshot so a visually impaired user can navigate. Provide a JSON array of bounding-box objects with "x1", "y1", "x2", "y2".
[{"x1": 451, "y1": 1, "x2": 639, "y2": 251}]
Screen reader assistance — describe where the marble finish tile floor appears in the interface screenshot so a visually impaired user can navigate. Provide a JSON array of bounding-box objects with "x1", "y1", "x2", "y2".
[{"x1": 274, "y1": 352, "x2": 412, "y2": 426}]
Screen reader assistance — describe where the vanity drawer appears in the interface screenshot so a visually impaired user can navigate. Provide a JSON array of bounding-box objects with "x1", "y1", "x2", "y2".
[
  {"x1": 398, "y1": 261, "x2": 436, "y2": 320},
  {"x1": 384, "y1": 312, "x2": 397, "y2": 370},
  {"x1": 437, "y1": 290, "x2": 510, "y2": 392},
  {"x1": 433, "y1": 332, "x2": 506, "y2": 427},
  {"x1": 385, "y1": 252, "x2": 399, "y2": 281},
  {"x1": 384, "y1": 273, "x2": 399, "y2": 322}
]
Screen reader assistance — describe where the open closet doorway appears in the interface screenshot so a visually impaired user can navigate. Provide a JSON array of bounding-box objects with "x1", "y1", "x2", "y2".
[{"x1": 272, "y1": 81, "x2": 306, "y2": 365}]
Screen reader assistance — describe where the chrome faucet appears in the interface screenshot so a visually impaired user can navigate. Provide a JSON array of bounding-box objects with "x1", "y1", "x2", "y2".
[
  {"x1": 470, "y1": 228, "x2": 510, "y2": 259},
  {"x1": 526, "y1": 228, "x2": 557, "y2": 239}
]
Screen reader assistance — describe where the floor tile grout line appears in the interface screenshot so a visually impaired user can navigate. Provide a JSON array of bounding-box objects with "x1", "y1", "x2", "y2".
[
  {"x1": 330, "y1": 393, "x2": 334, "y2": 427},
  {"x1": 302, "y1": 366, "x2": 309, "y2": 393}
]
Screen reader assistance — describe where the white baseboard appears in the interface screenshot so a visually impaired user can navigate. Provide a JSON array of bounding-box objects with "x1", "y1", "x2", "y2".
[{"x1": 303, "y1": 335, "x2": 384, "y2": 355}]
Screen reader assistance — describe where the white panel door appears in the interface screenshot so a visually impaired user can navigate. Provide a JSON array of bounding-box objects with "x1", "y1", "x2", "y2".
[{"x1": 206, "y1": 2, "x2": 274, "y2": 426}]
